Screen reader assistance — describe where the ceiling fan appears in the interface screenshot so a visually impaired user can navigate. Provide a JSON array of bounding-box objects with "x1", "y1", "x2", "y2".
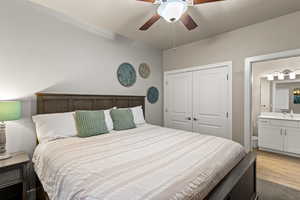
[{"x1": 138, "y1": 0, "x2": 224, "y2": 31}]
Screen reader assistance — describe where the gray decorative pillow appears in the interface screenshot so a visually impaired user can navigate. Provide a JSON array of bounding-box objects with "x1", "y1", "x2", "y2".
[
  {"x1": 75, "y1": 111, "x2": 108, "y2": 138},
  {"x1": 110, "y1": 109, "x2": 136, "y2": 131}
]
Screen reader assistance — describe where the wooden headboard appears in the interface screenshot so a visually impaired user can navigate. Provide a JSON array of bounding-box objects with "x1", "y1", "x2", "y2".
[{"x1": 36, "y1": 93, "x2": 145, "y2": 114}]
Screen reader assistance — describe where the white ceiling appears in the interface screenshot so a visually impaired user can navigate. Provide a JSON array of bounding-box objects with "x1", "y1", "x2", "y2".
[{"x1": 30, "y1": 0, "x2": 300, "y2": 49}]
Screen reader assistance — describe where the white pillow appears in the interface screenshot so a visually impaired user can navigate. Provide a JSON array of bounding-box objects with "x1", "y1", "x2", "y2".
[
  {"x1": 130, "y1": 106, "x2": 146, "y2": 125},
  {"x1": 32, "y1": 112, "x2": 77, "y2": 143}
]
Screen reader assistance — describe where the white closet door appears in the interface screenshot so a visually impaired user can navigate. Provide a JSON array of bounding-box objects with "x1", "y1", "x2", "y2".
[
  {"x1": 192, "y1": 67, "x2": 230, "y2": 138},
  {"x1": 165, "y1": 72, "x2": 193, "y2": 131}
]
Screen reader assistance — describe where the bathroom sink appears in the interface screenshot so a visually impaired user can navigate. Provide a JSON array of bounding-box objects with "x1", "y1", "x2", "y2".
[{"x1": 259, "y1": 112, "x2": 300, "y2": 121}]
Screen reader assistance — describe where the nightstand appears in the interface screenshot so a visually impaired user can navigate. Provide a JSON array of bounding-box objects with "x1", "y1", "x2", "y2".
[{"x1": 0, "y1": 152, "x2": 30, "y2": 200}]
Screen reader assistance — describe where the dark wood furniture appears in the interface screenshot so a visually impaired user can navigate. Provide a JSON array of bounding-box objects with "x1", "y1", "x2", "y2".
[
  {"x1": 0, "y1": 152, "x2": 30, "y2": 200},
  {"x1": 36, "y1": 93, "x2": 145, "y2": 115},
  {"x1": 35, "y1": 93, "x2": 257, "y2": 200},
  {"x1": 206, "y1": 152, "x2": 257, "y2": 200}
]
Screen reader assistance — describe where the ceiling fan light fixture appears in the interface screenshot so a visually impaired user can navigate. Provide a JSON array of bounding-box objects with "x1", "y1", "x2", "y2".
[{"x1": 157, "y1": 0, "x2": 188, "y2": 23}]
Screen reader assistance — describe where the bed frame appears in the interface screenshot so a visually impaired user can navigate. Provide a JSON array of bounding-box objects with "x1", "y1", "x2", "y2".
[{"x1": 35, "y1": 93, "x2": 257, "y2": 200}]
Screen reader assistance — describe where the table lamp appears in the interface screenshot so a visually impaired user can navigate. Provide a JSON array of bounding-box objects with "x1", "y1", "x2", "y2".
[{"x1": 0, "y1": 101, "x2": 21, "y2": 160}]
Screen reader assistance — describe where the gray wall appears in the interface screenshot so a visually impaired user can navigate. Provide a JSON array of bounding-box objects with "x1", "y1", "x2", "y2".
[
  {"x1": 0, "y1": 0, "x2": 163, "y2": 156},
  {"x1": 163, "y1": 11, "x2": 300, "y2": 144}
]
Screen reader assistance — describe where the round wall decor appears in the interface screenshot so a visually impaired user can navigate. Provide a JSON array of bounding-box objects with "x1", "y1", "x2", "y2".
[
  {"x1": 139, "y1": 63, "x2": 151, "y2": 79},
  {"x1": 147, "y1": 87, "x2": 159, "y2": 104},
  {"x1": 117, "y1": 63, "x2": 136, "y2": 87}
]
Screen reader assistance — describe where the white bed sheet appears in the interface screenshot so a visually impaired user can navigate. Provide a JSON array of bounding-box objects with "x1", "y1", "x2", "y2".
[{"x1": 33, "y1": 124, "x2": 246, "y2": 200}]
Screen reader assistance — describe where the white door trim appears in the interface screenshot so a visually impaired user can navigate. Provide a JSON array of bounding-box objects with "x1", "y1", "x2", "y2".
[
  {"x1": 164, "y1": 61, "x2": 232, "y2": 75},
  {"x1": 244, "y1": 48, "x2": 300, "y2": 153},
  {"x1": 164, "y1": 61, "x2": 232, "y2": 140}
]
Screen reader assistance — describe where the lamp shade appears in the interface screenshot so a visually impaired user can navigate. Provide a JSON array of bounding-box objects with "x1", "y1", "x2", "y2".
[{"x1": 0, "y1": 101, "x2": 21, "y2": 122}]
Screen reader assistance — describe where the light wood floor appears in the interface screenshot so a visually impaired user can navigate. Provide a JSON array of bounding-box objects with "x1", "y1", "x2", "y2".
[{"x1": 257, "y1": 150, "x2": 300, "y2": 191}]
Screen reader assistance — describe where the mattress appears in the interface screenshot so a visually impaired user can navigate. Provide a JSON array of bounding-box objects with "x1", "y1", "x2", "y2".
[{"x1": 33, "y1": 124, "x2": 246, "y2": 200}]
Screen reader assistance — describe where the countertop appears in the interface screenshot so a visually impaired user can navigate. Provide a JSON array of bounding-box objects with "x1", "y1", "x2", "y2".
[{"x1": 258, "y1": 112, "x2": 300, "y2": 121}]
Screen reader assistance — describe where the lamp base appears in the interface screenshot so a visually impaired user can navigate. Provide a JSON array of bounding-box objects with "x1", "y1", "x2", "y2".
[
  {"x1": 0, "y1": 152, "x2": 12, "y2": 160},
  {"x1": 0, "y1": 122, "x2": 10, "y2": 160}
]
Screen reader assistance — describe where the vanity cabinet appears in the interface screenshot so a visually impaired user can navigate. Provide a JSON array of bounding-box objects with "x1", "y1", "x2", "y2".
[
  {"x1": 258, "y1": 126, "x2": 284, "y2": 151},
  {"x1": 258, "y1": 118, "x2": 300, "y2": 156},
  {"x1": 284, "y1": 128, "x2": 300, "y2": 154}
]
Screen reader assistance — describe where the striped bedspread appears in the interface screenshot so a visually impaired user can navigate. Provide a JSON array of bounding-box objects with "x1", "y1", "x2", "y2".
[{"x1": 33, "y1": 124, "x2": 246, "y2": 200}]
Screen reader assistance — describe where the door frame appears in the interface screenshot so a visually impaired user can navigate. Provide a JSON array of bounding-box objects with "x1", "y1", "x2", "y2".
[
  {"x1": 164, "y1": 61, "x2": 233, "y2": 139},
  {"x1": 244, "y1": 48, "x2": 300, "y2": 153}
]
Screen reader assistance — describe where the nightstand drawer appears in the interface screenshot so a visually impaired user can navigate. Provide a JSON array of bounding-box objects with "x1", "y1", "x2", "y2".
[
  {"x1": 0, "y1": 168, "x2": 21, "y2": 187},
  {"x1": 0, "y1": 183, "x2": 22, "y2": 200},
  {"x1": 0, "y1": 152, "x2": 30, "y2": 200}
]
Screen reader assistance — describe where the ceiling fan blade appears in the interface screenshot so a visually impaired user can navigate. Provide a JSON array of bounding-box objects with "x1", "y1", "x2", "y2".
[
  {"x1": 180, "y1": 13, "x2": 198, "y2": 31},
  {"x1": 139, "y1": 14, "x2": 161, "y2": 31},
  {"x1": 136, "y1": 0, "x2": 156, "y2": 3},
  {"x1": 193, "y1": 0, "x2": 224, "y2": 5}
]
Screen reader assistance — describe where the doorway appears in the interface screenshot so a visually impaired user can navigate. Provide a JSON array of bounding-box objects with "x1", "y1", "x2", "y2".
[
  {"x1": 244, "y1": 48, "x2": 300, "y2": 152},
  {"x1": 245, "y1": 49, "x2": 300, "y2": 199}
]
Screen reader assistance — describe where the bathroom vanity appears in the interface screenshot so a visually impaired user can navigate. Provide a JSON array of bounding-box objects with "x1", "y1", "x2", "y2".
[{"x1": 258, "y1": 112, "x2": 300, "y2": 157}]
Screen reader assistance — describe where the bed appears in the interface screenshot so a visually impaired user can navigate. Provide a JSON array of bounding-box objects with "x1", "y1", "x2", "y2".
[{"x1": 33, "y1": 93, "x2": 257, "y2": 200}]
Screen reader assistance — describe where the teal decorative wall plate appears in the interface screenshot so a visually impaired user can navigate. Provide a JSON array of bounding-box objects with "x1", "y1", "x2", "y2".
[
  {"x1": 147, "y1": 87, "x2": 159, "y2": 104},
  {"x1": 139, "y1": 63, "x2": 151, "y2": 79},
  {"x1": 117, "y1": 63, "x2": 136, "y2": 87}
]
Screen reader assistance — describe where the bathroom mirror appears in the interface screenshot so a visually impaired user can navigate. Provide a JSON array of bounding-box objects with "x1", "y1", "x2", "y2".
[{"x1": 260, "y1": 77, "x2": 300, "y2": 114}]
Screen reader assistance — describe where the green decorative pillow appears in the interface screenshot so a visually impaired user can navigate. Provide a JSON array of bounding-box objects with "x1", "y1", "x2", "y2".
[
  {"x1": 75, "y1": 111, "x2": 108, "y2": 138},
  {"x1": 110, "y1": 109, "x2": 136, "y2": 131}
]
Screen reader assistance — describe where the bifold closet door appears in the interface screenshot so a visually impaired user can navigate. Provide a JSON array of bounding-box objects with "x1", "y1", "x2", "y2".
[
  {"x1": 165, "y1": 72, "x2": 193, "y2": 132},
  {"x1": 192, "y1": 67, "x2": 230, "y2": 138}
]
